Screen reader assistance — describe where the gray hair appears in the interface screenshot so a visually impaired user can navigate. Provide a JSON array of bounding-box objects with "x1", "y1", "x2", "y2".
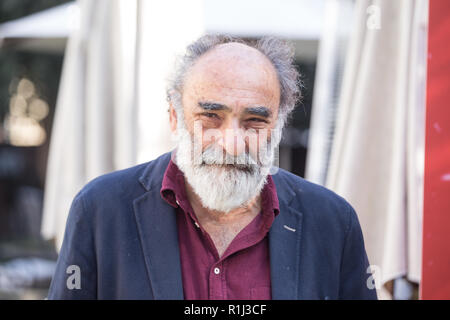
[{"x1": 167, "y1": 34, "x2": 302, "y2": 128}]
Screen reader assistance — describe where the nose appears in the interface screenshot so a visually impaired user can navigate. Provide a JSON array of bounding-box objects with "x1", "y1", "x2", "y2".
[{"x1": 216, "y1": 119, "x2": 246, "y2": 157}]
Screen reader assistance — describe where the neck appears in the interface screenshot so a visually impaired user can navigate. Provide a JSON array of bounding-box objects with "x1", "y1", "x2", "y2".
[{"x1": 185, "y1": 180, "x2": 261, "y2": 225}]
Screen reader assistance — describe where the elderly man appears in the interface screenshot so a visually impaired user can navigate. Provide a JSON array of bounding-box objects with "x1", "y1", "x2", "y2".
[{"x1": 48, "y1": 35, "x2": 377, "y2": 300}]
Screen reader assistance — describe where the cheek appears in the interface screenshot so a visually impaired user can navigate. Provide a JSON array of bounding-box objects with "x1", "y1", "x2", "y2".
[
  {"x1": 246, "y1": 130, "x2": 270, "y2": 154},
  {"x1": 201, "y1": 128, "x2": 223, "y2": 149},
  {"x1": 183, "y1": 113, "x2": 195, "y2": 132}
]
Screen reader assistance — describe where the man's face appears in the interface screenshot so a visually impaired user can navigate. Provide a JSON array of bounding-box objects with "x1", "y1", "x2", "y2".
[
  {"x1": 174, "y1": 42, "x2": 281, "y2": 164},
  {"x1": 170, "y1": 42, "x2": 282, "y2": 212}
]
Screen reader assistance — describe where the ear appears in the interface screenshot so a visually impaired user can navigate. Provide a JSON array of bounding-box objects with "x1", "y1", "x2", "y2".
[{"x1": 168, "y1": 102, "x2": 178, "y2": 133}]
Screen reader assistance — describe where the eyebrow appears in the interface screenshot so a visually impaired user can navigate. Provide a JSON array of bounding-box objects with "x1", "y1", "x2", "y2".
[
  {"x1": 198, "y1": 102, "x2": 230, "y2": 111},
  {"x1": 198, "y1": 102, "x2": 272, "y2": 118},
  {"x1": 244, "y1": 106, "x2": 272, "y2": 118}
]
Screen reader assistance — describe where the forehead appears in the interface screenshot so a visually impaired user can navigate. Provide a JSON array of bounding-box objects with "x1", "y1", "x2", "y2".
[{"x1": 183, "y1": 43, "x2": 280, "y2": 110}]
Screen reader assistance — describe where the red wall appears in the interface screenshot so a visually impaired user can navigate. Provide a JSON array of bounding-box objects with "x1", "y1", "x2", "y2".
[{"x1": 421, "y1": 0, "x2": 450, "y2": 300}]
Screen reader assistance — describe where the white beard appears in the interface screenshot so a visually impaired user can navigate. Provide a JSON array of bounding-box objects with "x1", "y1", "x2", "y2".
[{"x1": 173, "y1": 114, "x2": 281, "y2": 213}]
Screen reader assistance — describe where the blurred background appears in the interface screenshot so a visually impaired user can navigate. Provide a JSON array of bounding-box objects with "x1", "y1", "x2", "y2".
[{"x1": 0, "y1": 0, "x2": 449, "y2": 300}]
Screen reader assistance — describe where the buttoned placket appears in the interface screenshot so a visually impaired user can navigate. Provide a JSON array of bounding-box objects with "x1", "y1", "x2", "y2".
[{"x1": 180, "y1": 204, "x2": 230, "y2": 300}]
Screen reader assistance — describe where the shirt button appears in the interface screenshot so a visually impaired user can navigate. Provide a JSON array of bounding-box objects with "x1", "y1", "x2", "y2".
[
  {"x1": 214, "y1": 267, "x2": 220, "y2": 275},
  {"x1": 194, "y1": 222, "x2": 200, "y2": 228},
  {"x1": 175, "y1": 199, "x2": 180, "y2": 206}
]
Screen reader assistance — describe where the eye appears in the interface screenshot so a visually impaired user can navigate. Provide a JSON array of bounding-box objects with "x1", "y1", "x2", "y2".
[
  {"x1": 246, "y1": 118, "x2": 268, "y2": 123},
  {"x1": 202, "y1": 112, "x2": 220, "y2": 119}
]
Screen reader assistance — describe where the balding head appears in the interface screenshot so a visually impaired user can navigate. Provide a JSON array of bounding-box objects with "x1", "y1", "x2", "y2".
[
  {"x1": 185, "y1": 42, "x2": 280, "y2": 111},
  {"x1": 167, "y1": 34, "x2": 301, "y2": 130},
  {"x1": 180, "y1": 42, "x2": 281, "y2": 134}
]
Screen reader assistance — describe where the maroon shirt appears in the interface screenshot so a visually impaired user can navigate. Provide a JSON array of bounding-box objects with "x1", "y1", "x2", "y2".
[{"x1": 160, "y1": 160, "x2": 279, "y2": 300}]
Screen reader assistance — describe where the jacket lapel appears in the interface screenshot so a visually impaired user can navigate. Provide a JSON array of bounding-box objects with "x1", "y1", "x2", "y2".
[
  {"x1": 133, "y1": 190, "x2": 184, "y2": 299},
  {"x1": 132, "y1": 152, "x2": 184, "y2": 300},
  {"x1": 269, "y1": 173, "x2": 303, "y2": 300}
]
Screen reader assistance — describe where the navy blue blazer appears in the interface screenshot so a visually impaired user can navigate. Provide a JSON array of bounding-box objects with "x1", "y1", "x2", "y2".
[{"x1": 47, "y1": 151, "x2": 377, "y2": 300}]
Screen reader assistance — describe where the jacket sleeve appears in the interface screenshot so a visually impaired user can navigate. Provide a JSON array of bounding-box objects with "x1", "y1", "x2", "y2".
[
  {"x1": 338, "y1": 203, "x2": 378, "y2": 300},
  {"x1": 47, "y1": 191, "x2": 97, "y2": 299}
]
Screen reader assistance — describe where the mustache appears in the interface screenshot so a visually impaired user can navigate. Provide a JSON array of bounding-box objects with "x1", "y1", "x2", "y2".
[{"x1": 198, "y1": 145, "x2": 258, "y2": 173}]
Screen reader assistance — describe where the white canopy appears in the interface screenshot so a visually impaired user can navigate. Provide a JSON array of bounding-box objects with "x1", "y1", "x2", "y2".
[
  {"x1": 0, "y1": 2, "x2": 77, "y2": 39},
  {"x1": 0, "y1": 0, "x2": 325, "y2": 41}
]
